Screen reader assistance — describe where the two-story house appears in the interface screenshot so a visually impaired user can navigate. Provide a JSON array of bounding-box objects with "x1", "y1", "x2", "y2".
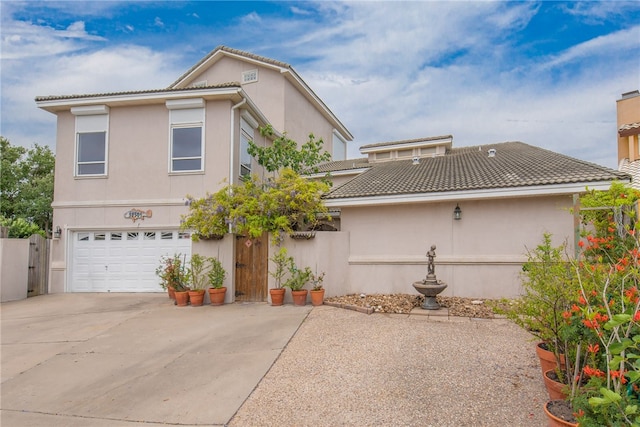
[{"x1": 36, "y1": 46, "x2": 352, "y2": 296}]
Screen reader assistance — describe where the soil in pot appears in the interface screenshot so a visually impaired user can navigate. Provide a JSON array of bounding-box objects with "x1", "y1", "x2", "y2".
[
  {"x1": 544, "y1": 369, "x2": 569, "y2": 400},
  {"x1": 544, "y1": 400, "x2": 578, "y2": 427}
]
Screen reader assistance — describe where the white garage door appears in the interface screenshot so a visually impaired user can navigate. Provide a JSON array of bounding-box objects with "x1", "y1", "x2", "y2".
[{"x1": 70, "y1": 230, "x2": 192, "y2": 292}]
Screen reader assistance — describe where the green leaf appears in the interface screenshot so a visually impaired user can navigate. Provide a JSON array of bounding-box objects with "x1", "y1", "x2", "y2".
[
  {"x1": 601, "y1": 388, "x2": 623, "y2": 403},
  {"x1": 589, "y1": 397, "x2": 606, "y2": 406},
  {"x1": 626, "y1": 405, "x2": 638, "y2": 415}
]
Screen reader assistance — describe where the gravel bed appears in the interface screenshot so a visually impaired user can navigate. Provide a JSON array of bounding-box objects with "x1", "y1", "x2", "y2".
[
  {"x1": 324, "y1": 293, "x2": 508, "y2": 318},
  {"x1": 228, "y1": 305, "x2": 548, "y2": 427}
]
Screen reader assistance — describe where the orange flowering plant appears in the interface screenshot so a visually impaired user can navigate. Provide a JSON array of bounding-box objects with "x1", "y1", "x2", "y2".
[{"x1": 566, "y1": 184, "x2": 640, "y2": 426}]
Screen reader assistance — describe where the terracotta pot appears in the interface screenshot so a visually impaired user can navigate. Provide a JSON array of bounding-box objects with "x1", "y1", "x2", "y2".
[
  {"x1": 291, "y1": 289, "x2": 308, "y2": 306},
  {"x1": 544, "y1": 369, "x2": 568, "y2": 400},
  {"x1": 208, "y1": 287, "x2": 227, "y2": 306},
  {"x1": 543, "y1": 400, "x2": 578, "y2": 427},
  {"x1": 310, "y1": 289, "x2": 325, "y2": 306},
  {"x1": 270, "y1": 288, "x2": 286, "y2": 306},
  {"x1": 536, "y1": 342, "x2": 565, "y2": 377},
  {"x1": 168, "y1": 286, "x2": 176, "y2": 300},
  {"x1": 188, "y1": 290, "x2": 205, "y2": 307},
  {"x1": 174, "y1": 291, "x2": 190, "y2": 307}
]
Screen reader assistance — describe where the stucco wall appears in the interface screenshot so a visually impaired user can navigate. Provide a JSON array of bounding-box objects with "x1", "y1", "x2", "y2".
[
  {"x1": 339, "y1": 195, "x2": 575, "y2": 299},
  {"x1": 0, "y1": 239, "x2": 30, "y2": 302},
  {"x1": 192, "y1": 236, "x2": 235, "y2": 304}
]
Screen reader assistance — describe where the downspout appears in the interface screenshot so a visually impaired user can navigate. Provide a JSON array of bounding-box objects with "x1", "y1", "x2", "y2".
[{"x1": 229, "y1": 98, "x2": 247, "y2": 233}]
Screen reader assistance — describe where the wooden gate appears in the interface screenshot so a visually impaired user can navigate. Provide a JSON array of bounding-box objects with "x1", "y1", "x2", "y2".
[
  {"x1": 234, "y1": 234, "x2": 268, "y2": 302},
  {"x1": 28, "y1": 234, "x2": 50, "y2": 296}
]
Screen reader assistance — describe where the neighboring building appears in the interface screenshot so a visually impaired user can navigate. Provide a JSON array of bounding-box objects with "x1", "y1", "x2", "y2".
[
  {"x1": 36, "y1": 46, "x2": 352, "y2": 296},
  {"x1": 617, "y1": 90, "x2": 640, "y2": 188},
  {"x1": 317, "y1": 137, "x2": 629, "y2": 298}
]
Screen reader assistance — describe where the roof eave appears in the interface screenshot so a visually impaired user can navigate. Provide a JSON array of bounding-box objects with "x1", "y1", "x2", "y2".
[
  {"x1": 324, "y1": 180, "x2": 628, "y2": 208},
  {"x1": 35, "y1": 87, "x2": 244, "y2": 113}
]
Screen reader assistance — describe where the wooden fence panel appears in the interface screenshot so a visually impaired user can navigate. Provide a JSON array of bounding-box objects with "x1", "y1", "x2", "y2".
[{"x1": 28, "y1": 234, "x2": 49, "y2": 296}]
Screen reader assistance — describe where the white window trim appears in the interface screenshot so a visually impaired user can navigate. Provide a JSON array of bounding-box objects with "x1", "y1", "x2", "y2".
[
  {"x1": 72, "y1": 105, "x2": 110, "y2": 178},
  {"x1": 166, "y1": 99, "x2": 205, "y2": 174},
  {"x1": 240, "y1": 113, "x2": 257, "y2": 178}
]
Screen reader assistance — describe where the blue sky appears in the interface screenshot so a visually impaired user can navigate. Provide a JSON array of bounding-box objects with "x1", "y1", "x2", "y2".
[{"x1": 1, "y1": 1, "x2": 639, "y2": 168}]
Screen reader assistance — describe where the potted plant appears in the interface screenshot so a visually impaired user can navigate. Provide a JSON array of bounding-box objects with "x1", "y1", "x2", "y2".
[
  {"x1": 269, "y1": 247, "x2": 293, "y2": 306},
  {"x1": 187, "y1": 253, "x2": 208, "y2": 306},
  {"x1": 284, "y1": 264, "x2": 312, "y2": 306},
  {"x1": 155, "y1": 253, "x2": 191, "y2": 306},
  {"x1": 207, "y1": 257, "x2": 227, "y2": 306},
  {"x1": 309, "y1": 271, "x2": 325, "y2": 306}
]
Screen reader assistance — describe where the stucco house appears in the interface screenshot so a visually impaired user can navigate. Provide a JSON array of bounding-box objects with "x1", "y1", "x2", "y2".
[
  {"x1": 36, "y1": 46, "x2": 630, "y2": 301},
  {"x1": 35, "y1": 46, "x2": 352, "y2": 298}
]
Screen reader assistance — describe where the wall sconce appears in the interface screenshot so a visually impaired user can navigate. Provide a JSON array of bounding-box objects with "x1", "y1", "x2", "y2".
[
  {"x1": 54, "y1": 226, "x2": 62, "y2": 238},
  {"x1": 453, "y1": 204, "x2": 462, "y2": 220}
]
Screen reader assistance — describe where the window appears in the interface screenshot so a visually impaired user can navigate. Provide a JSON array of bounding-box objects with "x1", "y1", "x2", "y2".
[
  {"x1": 171, "y1": 126, "x2": 202, "y2": 171},
  {"x1": 166, "y1": 99, "x2": 205, "y2": 173},
  {"x1": 71, "y1": 105, "x2": 109, "y2": 176},
  {"x1": 240, "y1": 115, "x2": 257, "y2": 178},
  {"x1": 332, "y1": 132, "x2": 347, "y2": 161}
]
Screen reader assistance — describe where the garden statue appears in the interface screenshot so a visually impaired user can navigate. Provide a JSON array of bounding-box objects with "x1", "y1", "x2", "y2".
[{"x1": 413, "y1": 244, "x2": 448, "y2": 310}]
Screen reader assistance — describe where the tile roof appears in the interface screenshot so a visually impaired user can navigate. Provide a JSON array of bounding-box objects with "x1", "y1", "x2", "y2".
[
  {"x1": 620, "y1": 122, "x2": 640, "y2": 136},
  {"x1": 315, "y1": 158, "x2": 371, "y2": 173},
  {"x1": 324, "y1": 141, "x2": 629, "y2": 200},
  {"x1": 360, "y1": 135, "x2": 453, "y2": 150},
  {"x1": 619, "y1": 158, "x2": 640, "y2": 190},
  {"x1": 170, "y1": 46, "x2": 290, "y2": 88},
  {"x1": 34, "y1": 82, "x2": 241, "y2": 102}
]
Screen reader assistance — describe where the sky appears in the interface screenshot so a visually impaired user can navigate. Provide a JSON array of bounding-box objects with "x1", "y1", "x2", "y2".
[{"x1": 1, "y1": 1, "x2": 639, "y2": 169}]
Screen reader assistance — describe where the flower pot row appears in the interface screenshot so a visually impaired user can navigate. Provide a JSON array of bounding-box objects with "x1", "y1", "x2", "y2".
[
  {"x1": 169, "y1": 287, "x2": 227, "y2": 307},
  {"x1": 269, "y1": 288, "x2": 325, "y2": 307}
]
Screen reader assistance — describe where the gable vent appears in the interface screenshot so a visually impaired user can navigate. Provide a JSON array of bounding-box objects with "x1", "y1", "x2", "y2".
[{"x1": 242, "y1": 69, "x2": 258, "y2": 84}]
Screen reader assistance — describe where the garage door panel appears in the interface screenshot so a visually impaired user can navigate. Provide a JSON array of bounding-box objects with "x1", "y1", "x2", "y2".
[{"x1": 70, "y1": 230, "x2": 191, "y2": 292}]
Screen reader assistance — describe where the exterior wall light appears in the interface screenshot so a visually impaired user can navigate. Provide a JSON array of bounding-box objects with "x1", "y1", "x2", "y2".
[
  {"x1": 54, "y1": 226, "x2": 62, "y2": 238},
  {"x1": 453, "y1": 204, "x2": 462, "y2": 220}
]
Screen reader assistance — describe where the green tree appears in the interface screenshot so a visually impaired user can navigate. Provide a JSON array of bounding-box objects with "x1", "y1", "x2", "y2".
[
  {"x1": 247, "y1": 125, "x2": 332, "y2": 174},
  {"x1": 0, "y1": 136, "x2": 55, "y2": 236}
]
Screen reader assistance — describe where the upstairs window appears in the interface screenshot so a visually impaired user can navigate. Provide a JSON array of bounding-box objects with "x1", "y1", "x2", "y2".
[
  {"x1": 332, "y1": 131, "x2": 347, "y2": 161},
  {"x1": 240, "y1": 114, "x2": 257, "y2": 178},
  {"x1": 71, "y1": 105, "x2": 109, "y2": 177},
  {"x1": 172, "y1": 126, "x2": 202, "y2": 171},
  {"x1": 166, "y1": 99, "x2": 205, "y2": 173}
]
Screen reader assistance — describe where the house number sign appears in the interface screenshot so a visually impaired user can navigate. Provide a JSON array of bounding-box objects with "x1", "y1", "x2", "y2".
[{"x1": 124, "y1": 209, "x2": 152, "y2": 223}]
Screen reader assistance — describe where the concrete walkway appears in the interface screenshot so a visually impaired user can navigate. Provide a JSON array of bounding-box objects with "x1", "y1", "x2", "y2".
[{"x1": 0, "y1": 293, "x2": 312, "y2": 426}]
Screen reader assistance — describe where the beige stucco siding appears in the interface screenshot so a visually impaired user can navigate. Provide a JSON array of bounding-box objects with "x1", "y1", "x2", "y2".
[
  {"x1": 193, "y1": 57, "x2": 286, "y2": 131},
  {"x1": 339, "y1": 195, "x2": 575, "y2": 298},
  {"x1": 283, "y1": 79, "x2": 336, "y2": 154}
]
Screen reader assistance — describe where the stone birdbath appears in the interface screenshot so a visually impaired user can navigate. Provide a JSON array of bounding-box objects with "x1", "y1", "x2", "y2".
[{"x1": 413, "y1": 244, "x2": 448, "y2": 310}]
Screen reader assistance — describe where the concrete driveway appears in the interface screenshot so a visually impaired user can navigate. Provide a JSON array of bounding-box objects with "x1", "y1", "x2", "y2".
[{"x1": 0, "y1": 293, "x2": 312, "y2": 426}]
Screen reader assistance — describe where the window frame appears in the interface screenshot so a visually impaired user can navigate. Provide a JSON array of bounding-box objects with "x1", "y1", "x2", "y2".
[
  {"x1": 72, "y1": 105, "x2": 109, "y2": 178},
  {"x1": 239, "y1": 113, "x2": 257, "y2": 179},
  {"x1": 166, "y1": 99, "x2": 205, "y2": 174},
  {"x1": 170, "y1": 124, "x2": 204, "y2": 173}
]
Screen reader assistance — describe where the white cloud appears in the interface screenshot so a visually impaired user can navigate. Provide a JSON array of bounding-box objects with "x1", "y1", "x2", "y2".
[
  {"x1": 2, "y1": 0, "x2": 638, "y2": 172},
  {"x1": 154, "y1": 17, "x2": 164, "y2": 28}
]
